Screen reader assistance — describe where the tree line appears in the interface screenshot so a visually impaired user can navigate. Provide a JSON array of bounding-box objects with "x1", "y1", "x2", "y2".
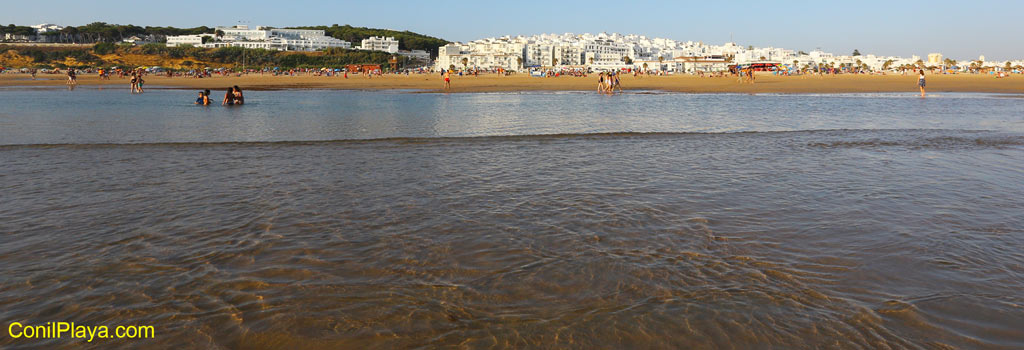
[{"x1": 1, "y1": 23, "x2": 214, "y2": 43}]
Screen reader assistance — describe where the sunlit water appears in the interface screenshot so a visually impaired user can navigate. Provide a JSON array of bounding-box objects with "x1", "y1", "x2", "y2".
[{"x1": 1, "y1": 87, "x2": 1022, "y2": 349}]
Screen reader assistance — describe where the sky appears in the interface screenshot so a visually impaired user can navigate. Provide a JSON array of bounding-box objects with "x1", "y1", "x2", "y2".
[{"x1": 3, "y1": 0, "x2": 1022, "y2": 61}]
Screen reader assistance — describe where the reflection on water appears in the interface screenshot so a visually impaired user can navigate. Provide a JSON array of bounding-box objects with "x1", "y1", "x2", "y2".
[{"x1": 1, "y1": 90, "x2": 1023, "y2": 349}]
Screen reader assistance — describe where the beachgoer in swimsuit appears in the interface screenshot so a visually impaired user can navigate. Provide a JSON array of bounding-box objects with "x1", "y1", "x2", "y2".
[
  {"x1": 223, "y1": 87, "x2": 235, "y2": 105},
  {"x1": 918, "y1": 69, "x2": 926, "y2": 97},
  {"x1": 232, "y1": 86, "x2": 244, "y2": 105}
]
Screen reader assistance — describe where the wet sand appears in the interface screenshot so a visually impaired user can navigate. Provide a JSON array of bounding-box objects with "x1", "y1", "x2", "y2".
[{"x1": 2, "y1": 72, "x2": 1022, "y2": 94}]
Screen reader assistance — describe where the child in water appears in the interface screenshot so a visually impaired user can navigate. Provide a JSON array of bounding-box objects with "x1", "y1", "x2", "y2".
[{"x1": 194, "y1": 90, "x2": 211, "y2": 105}]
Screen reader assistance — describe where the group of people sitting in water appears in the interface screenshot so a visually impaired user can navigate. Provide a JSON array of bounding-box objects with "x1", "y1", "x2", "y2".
[{"x1": 195, "y1": 86, "x2": 244, "y2": 106}]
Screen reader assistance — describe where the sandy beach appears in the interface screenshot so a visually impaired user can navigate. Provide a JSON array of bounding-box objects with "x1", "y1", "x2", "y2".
[{"x1": 2, "y1": 72, "x2": 1022, "y2": 94}]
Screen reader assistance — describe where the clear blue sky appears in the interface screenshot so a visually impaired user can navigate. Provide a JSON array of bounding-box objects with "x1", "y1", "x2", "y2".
[{"x1": 3, "y1": 0, "x2": 1021, "y2": 60}]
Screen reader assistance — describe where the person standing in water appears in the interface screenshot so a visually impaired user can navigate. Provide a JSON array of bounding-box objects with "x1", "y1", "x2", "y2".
[
  {"x1": 66, "y1": 68, "x2": 77, "y2": 86},
  {"x1": 136, "y1": 73, "x2": 145, "y2": 93},
  {"x1": 917, "y1": 69, "x2": 926, "y2": 97}
]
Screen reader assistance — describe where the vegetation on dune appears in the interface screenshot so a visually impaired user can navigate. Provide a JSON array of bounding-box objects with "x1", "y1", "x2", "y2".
[{"x1": 0, "y1": 44, "x2": 411, "y2": 70}]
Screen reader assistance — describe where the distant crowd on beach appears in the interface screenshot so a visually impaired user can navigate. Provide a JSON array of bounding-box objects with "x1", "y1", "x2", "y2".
[{"x1": 2, "y1": 63, "x2": 1018, "y2": 99}]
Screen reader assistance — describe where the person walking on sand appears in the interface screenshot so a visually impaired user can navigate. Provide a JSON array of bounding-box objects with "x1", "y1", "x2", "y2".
[
  {"x1": 917, "y1": 69, "x2": 926, "y2": 97},
  {"x1": 443, "y1": 70, "x2": 451, "y2": 90}
]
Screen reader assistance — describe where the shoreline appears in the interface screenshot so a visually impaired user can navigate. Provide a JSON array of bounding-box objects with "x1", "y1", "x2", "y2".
[{"x1": 2, "y1": 73, "x2": 1022, "y2": 94}]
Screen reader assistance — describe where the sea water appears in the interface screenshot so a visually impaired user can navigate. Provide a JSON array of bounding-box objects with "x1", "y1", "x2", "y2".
[{"x1": 1, "y1": 87, "x2": 1022, "y2": 349}]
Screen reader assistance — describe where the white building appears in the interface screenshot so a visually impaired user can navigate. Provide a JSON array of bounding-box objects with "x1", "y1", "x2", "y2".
[
  {"x1": 397, "y1": 50, "x2": 430, "y2": 61},
  {"x1": 166, "y1": 25, "x2": 351, "y2": 51},
  {"x1": 436, "y1": 42, "x2": 523, "y2": 72},
  {"x1": 358, "y1": 36, "x2": 399, "y2": 53},
  {"x1": 122, "y1": 35, "x2": 155, "y2": 45},
  {"x1": 166, "y1": 34, "x2": 211, "y2": 47},
  {"x1": 31, "y1": 23, "x2": 64, "y2": 34}
]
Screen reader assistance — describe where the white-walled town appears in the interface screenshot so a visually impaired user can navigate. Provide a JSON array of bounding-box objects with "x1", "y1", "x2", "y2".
[{"x1": 433, "y1": 32, "x2": 1022, "y2": 74}]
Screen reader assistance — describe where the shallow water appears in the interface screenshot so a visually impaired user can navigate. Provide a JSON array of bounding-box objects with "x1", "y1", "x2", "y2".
[
  {"x1": 1, "y1": 88, "x2": 1023, "y2": 145},
  {"x1": 1, "y1": 88, "x2": 1023, "y2": 349}
]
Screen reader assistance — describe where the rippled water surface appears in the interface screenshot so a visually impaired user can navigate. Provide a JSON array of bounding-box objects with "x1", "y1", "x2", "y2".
[{"x1": 1, "y1": 88, "x2": 1023, "y2": 349}]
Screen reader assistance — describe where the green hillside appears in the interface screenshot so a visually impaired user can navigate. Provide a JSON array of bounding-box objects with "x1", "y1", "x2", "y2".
[{"x1": 288, "y1": 24, "x2": 449, "y2": 58}]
